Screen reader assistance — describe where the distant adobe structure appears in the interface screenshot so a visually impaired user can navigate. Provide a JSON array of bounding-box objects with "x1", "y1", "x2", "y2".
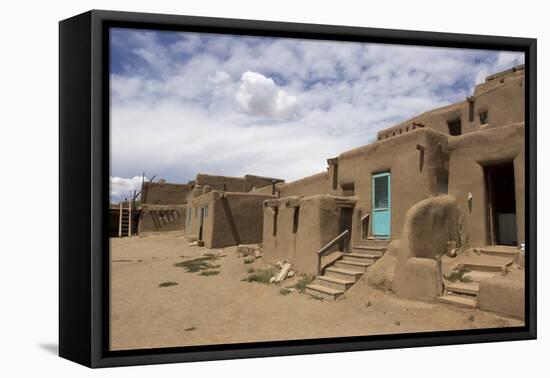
[{"x1": 186, "y1": 173, "x2": 284, "y2": 248}]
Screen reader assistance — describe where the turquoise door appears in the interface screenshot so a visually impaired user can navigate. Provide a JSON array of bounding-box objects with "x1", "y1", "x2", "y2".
[{"x1": 372, "y1": 172, "x2": 391, "y2": 239}]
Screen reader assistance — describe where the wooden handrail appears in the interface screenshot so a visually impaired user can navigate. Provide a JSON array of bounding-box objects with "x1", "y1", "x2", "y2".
[{"x1": 317, "y1": 229, "x2": 349, "y2": 275}]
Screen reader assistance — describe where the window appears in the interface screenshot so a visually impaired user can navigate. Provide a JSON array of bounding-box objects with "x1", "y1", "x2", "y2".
[
  {"x1": 341, "y1": 182, "x2": 355, "y2": 197},
  {"x1": 273, "y1": 208, "x2": 279, "y2": 236},
  {"x1": 479, "y1": 111, "x2": 488, "y2": 125},
  {"x1": 332, "y1": 164, "x2": 339, "y2": 190},
  {"x1": 437, "y1": 175, "x2": 449, "y2": 195},
  {"x1": 468, "y1": 100, "x2": 475, "y2": 122},
  {"x1": 447, "y1": 119, "x2": 462, "y2": 136},
  {"x1": 188, "y1": 208, "x2": 192, "y2": 225},
  {"x1": 204, "y1": 205, "x2": 208, "y2": 217},
  {"x1": 292, "y1": 207, "x2": 300, "y2": 234}
]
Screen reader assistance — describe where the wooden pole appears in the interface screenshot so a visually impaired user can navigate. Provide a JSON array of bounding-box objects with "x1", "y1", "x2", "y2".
[
  {"x1": 128, "y1": 201, "x2": 132, "y2": 237},
  {"x1": 118, "y1": 202, "x2": 122, "y2": 237}
]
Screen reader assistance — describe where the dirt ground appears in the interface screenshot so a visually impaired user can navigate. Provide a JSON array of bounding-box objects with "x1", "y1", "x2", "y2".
[{"x1": 109, "y1": 232, "x2": 523, "y2": 351}]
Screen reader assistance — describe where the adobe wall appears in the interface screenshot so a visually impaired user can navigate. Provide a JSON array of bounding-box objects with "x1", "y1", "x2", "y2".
[
  {"x1": 334, "y1": 128, "x2": 449, "y2": 244},
  {"x1": 208, "y1": 192, "x2": 275, "y2": 248},
  {"x1": 194, "y1": 173, "x2": 283, "y2": 193},
  {"x1": 187, "y1": 191, "x2": 275, "y2": 248},
  {"x1": 447, "y1": 122, "x2": 525, "y2": 247},
  {"x1": 138, "y1": 204, "x2": 187, "y2": 233},
  {"x1": 376, "y1": 65, "x2": 524, "y2": 140},
  {"x1": 195, "y1": 174, "x2": 248, "y2": 192},
  {"x1": 393, "y1": 195, "x2": 460, "y2": 301},
  {"x1": 141, "y1": 181, "x2": 190, "y2": 205},
  {"x1": 277, "y1": 171, "x2": 329, "y2": 198},
  {"x1": 263, "y1": 195, "x2": 344, "y2": 274}
]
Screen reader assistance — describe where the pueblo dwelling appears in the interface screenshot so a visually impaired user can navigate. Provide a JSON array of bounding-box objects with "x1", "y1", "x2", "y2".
[
  {"x1": 260, "y1": 64, "x2": 526, "y2": 317},
  {"x1": 110, "y1": 65, "x2": 526, "y2": 319}
]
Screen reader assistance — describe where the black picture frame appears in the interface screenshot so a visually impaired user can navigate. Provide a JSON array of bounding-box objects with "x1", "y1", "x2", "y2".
[{"x1": 59, "y1": 9, "x2": 537, "y2": 368}]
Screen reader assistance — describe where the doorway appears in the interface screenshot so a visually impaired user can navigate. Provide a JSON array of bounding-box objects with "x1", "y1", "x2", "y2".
[
  {"x1": 198, "y1": 207, "x2": 205, "y2": 241},
  {"x1": 372, "y1": 172, "x2": 391, "y2": 239},
  {"x1": 484, "y1": 162, "x2": 517, "y2": 246},
  {"x1": 338, "y1": 207, "x2": 353, "y2": 252}
]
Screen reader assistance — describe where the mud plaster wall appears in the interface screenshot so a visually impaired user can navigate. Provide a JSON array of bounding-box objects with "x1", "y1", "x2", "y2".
[
  {"x1": 336, "y1": 129, "x2": 449, "y2": 246},
  {"x1": 263, "y1": 195, "x2": 343, "y2": 275},
  {"x1": 278, "y1": 172, "x2": 329, "y2": 198},
  {"x1": 393, "y1": 196, "x2": 459, "y2": 301},
  {"x1": 189, "y1": 192, "x2": 275, "y2": 248},
  {"x1": 376, "y1": 69, "x2": 524, "y2": 140},
  {"x1": 195, "y1": 174, "x2": 248, "y2": 192},
  {"x1": 194, "y1": 174, "x2": 281, "y2": 193},
  {"x1": 448, "y1": 122, "x2": 525, "y2": 247},
  {"x1": 138, "y1": 205, "x2": 187, "y2": 233},
  {"x1": 141, "y1": 182, "x2": 190, "y2": 205}
]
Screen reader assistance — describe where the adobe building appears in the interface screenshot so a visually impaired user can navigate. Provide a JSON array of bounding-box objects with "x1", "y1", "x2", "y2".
[
  {"x1": 262, "y1": 64, "x2": 526, "y2": 314},
  {"x1": 186, "y1": 173, "x2": 284, "y2": 248},
  {"x1": 137, "y1": 179, "x2": 192, "y2": 233}
]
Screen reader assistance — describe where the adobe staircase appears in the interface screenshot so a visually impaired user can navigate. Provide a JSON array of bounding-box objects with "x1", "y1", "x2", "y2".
[
  {"x1": 305, "y1": 240, "x2": 389, "y2": 301},
  {"x1": 439, "y1": 245, "x2": 519, "y2": 309}
]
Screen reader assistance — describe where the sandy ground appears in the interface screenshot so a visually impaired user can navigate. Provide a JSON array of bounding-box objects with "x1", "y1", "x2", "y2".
[{"x1": 110, "y1": 232, "x2": 523, "y2": 351}]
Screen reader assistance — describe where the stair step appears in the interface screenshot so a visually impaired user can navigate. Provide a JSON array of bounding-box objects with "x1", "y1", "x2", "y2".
[
  {"x1": 315, "y1": 276, "x2": 355, "y2": 291},
  {"x1": 478, "y1": 245, "x2": 519, "y2": 258},
  {"x1": 462, "y1": 257, "x2": 514, "y2": 272},
  {"x1": 462, "y1": 271, "x2": 497, "y2": 282},
  {"x1": 439, "y1": 294, "x2": 477, "y2": 309},
  {"x1": 305, "y1": 284, "x2": 344, "y2": 302},
  {"x1": 343, "y1": 253, "x2": 378, "y2": 263},
  {"x1": 335, "y1": 260, "x2": 372, "y2": 272},
  {"x1": 325, "y1": 267, "x2": 363, "y2": 281},
  {"x1": 444, "y1": 281, "x2": 479, "y2": 296},
  {"x1": 353, "y1": 245, "x2": 386, "y2": 253}
]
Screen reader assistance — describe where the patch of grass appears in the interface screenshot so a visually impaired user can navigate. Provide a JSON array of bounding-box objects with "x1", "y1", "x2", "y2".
[
  {"x1": 174, "y1": 256, "x2": 219, "y2": 273},
  {"x1": 243, "y1": 267, "x2": 276, "y2": 284},
  {"x1": 279, "y1": 288, "x2": 291, "y2": 296},
  {"x1": 243, "y1": 258, "x2": 255, "y2": 264},
  {"x1": 292, "y1": 274, "x2": 316, "y2": 293},
  {"x1": 184, "y1": 327, "x2": 197, "y2": 332},
  {"x1": 159, "y1": 281, "x2": 178, "y2": 288},
  {"x1": 444, "y1": 265, "x2": 472, "y2": 283},
  {"x1": 200, "y1": 270, "x2": 220, "y2": 276},
  {"x1": 247, "y1": 267, "x2": 255, "y2": 274}
]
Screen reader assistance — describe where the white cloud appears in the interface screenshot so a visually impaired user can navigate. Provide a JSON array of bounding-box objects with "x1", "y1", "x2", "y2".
[
  {"x1": 108, "y1": 29, "x2": 524, "y2": 198},
  {"x1": 235, "y1": 71, "x2": 298, "y2": 119},
  {"x1": 110, "y1": 176, "x2": 145, "y2": 203}
]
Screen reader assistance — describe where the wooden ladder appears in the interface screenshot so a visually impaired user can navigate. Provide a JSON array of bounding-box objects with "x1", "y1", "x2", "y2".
[{"x1": 118, "y1": 202, "x2": 132, "y2": 237}]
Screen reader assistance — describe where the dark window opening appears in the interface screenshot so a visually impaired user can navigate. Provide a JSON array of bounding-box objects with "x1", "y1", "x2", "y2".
[
  {"x1": 447, "y1": 119, "x2": 462, "y2": 136},
  {"x1": 386, "y1": 134, "x2": 389, "y2": 138},
  {"x1": 392, "y1": 132, "x2": 395, "y2": 136},
  {"x1": 437, "y1": 175, "x2": 449, "y2": 194},
  {"x1": 468, "y1": 100, "x2": 475, "y2": 122},
  {"x1": 273, "y1": 208, "x2": 279, "y2": 236},
  {"x1": 412, "y1": 125, "x2": 416, "y2": 130},
  {"x1": 292, "y1": 207, "x2": 300, "y2": 234},
  {"x1": 399, "y1": 129, "x2": 402, "y2": 134},
  {"x1": 479, "y1": 111, "x2": 488, "y2": 125},
  {"x1": 332, "y1": 164, "x2": 339, "y2": 190},
  {"x1": 341, "y1": 182, "x2": 355, "y2": 197}
]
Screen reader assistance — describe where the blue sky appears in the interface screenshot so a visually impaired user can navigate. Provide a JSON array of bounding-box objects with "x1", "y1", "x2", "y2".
[{"x1": 109, "y1": 27, "x2": 524, "y2": 202}]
